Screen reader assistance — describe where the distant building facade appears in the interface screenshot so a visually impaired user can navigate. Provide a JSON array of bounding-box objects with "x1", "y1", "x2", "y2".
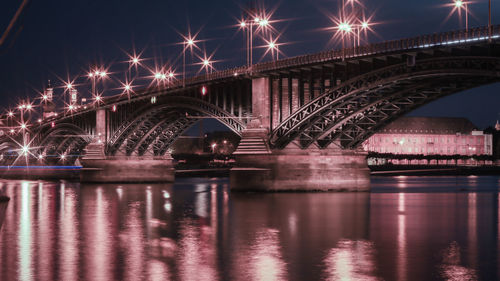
[{"x1": 363, "y1": 117, "x2": 493, "y2": 156}]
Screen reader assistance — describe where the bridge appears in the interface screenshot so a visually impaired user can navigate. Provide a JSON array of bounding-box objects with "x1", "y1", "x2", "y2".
[{"x1": 1, "y1": 25, "x2": 500, "y2": 191}]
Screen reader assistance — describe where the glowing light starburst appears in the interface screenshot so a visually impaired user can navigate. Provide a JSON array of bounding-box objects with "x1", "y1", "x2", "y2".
[
  {"x1": 92, "y1": 94, "x2": 103, "y2": 106},
  {"x1": 196, "y1": 51, "x2": 218, "y2": 74},
  {"x1": 441, "y1": 0, "x2": 471, "y2": 29},
  {"x1": 118, "y1": 78, "x2": 136, "y2": 99},
  {"x1": 178, "y1": 27, "x2": 202, "y2": 54},
  {"x1": 261, "y1": 36, "x2": 286, "y2": 61}
]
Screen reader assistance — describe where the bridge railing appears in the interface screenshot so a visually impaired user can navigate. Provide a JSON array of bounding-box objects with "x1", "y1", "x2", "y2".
[
  {"x1": 50, "y1": 25, "x2": 500, "y2": 116},
  {"x1": 125, "y1": 25, "x2": 500, "y2": 98},
  {"x1": 252, "y1": 25, "x2": 500, "y2": 73}
]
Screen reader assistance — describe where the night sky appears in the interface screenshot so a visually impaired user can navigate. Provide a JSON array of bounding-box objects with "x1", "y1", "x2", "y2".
[{"x1": 1, "y1": 0, "x2": 499, "y2": 129}]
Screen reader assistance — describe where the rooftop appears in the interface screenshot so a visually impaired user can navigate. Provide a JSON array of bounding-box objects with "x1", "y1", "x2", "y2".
[{"x1": 379, "y1": 117, "x2": 478, "y2": 135}]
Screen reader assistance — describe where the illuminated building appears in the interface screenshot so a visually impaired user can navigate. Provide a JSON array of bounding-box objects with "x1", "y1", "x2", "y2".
[{"x1": 364, "y1": 117, "x2": 493, "y2": 157}]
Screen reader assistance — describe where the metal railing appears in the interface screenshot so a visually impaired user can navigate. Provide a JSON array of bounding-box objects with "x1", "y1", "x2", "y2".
[
  {"x1": 31, "y1": 24, "x2": 500, "y2": 122},
  {"x1": 150, "y1": 25, "x2": 500, "y2": 91}
]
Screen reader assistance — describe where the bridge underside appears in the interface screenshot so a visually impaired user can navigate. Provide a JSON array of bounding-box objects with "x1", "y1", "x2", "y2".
[{"x1": 270, "y1": 57, "x2": 500, "y2": 150}]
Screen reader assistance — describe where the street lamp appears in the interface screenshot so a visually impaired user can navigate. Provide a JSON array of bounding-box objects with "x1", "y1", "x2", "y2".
[
  {"x1": 453, "y1": 0, "x2": 469, "y2": 31},
  {"x1": 89, "y1": 67, "x2": 107, "y2": 100},
  {"x1": 263, "y1": 37, "x2": 281, "y2": 60},
  {"x1": 197, "y1": 52, "x2": 216, "y2": 75},
  {"x1": 182, "y1": 36, "x2": 198, "y2": 87},
  {"x1": 238, "y1": 12, "x2": 273, "y2": 68},
  {"x1": 128, "y1": 54, "x2": 141, "y2": 81},
  {"x1": 489, "y1": 0, "x2": 492, "y2": 40},
  {"x1": 337, "y1": 21, "x2": 352, "y2": 59},
  {"x1": 357, "y1": 20, "x2": 370, "y2": 47}
]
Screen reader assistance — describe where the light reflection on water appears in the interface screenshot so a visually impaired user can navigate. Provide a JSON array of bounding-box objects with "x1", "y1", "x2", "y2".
[{"x1": 0, "y1": 176, "x2": 498, "y2": 280}]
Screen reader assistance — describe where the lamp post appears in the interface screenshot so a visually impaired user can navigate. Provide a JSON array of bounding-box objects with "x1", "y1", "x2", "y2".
[
  {"x1": 88, "y1": 72, "x2": 96, "y2": 99},
  {"x1": 128, "y1": 55, "x2": 140, "y2": 82},
  {"x1": 181, "y1": 36, "x2": 197, "y2": 87},
  {"x1": 265, "y1": 38, "x2": 280, "y2": 61},
  {"x1": 239, "y1": 20, "x2": 250, "y2": 66},
  {"x1": 454, "y1": 0, "x2": 469, "y2": 31},
  {"x1": 338, "y1": 22, "x2": 352, "y2": 59},
  {"x1": 89, "y1": 69, "x2": 106, "y2": 100},
  {"x1": 270, "y1": 42, "x2": 279, "y2": 60},
  {"x1": 489, "y1": 0, "x2": 492, "y2": 40},
  {"x1": 239, "y1": 13, "x2": 271, "y2": 69},
  {"x1": 203, "y1": 59, "x2": 211, "y2": 74}
]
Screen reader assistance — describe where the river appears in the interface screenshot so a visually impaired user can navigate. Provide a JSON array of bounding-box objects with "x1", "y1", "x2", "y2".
[{"x1": 0, "y1": 176, "x2": 499, "y2": 280}]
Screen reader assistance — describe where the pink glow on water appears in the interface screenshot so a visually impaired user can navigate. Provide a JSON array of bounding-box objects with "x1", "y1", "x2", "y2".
[
  {"x1": 0, "y1": 179, "x2": 498, "y2": 280},
  {"x1": 323, "y1": 239, "x2": 377, "y2": 281}
]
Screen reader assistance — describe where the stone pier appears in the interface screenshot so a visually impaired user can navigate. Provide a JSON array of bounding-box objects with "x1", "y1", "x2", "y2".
[
  {"x1": 230, "y1": 127, "x2": 370, "y2": 192},
  {"x1": 80, "y1": 141, "x2": 175, "y2": 183},
  {"x1": 80, "y1": 156, "x2": 175, "y2": 183}
]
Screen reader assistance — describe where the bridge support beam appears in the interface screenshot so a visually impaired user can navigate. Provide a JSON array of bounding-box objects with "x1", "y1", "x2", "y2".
[{"x1": 230, "y1": 121, "x2": 370, "y2": 192}]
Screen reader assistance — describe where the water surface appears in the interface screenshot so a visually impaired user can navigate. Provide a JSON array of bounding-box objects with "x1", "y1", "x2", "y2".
[{"x1": 0, "y1": 176, "x2": 499, "y2": 280}]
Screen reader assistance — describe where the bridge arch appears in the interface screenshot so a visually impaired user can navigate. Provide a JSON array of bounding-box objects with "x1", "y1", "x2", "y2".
[
  {"x1": 0, "y1": 141, "x2": 21, "y2": 166},
  {"x1": 270, "y1": 56, "x2": 500, "y2": 149},
  {"x1": 35, "y1": 123, "x2": 91, "y2": 165},
  {"x1": 107, "y1": 96, "x2": 246, "y2": 156}
]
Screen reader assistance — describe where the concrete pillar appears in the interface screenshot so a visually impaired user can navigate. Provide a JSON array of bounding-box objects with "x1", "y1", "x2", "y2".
[
  {"x1": 252, "y1": 77, "x2": 271, "y2": 130},
  {"x1": 230, "y1": 144, "x2": 370, "y2": 192},
  {"x1": 95, "y1": 108, "x2": 106, "y2": 143}
]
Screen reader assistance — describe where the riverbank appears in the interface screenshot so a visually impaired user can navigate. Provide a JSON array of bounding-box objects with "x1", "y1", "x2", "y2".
[
  {"x1": 0, "y1": 165, "x2": 499, "y2": 181},
  {"x1": 370, "y1": 165, "x2": 500, "y2": 176}
]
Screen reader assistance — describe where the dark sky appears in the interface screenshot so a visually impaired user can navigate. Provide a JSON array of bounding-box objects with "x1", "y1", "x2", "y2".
[{"x1": 1, "y1": 0, "x2": 499, "y2": 129}]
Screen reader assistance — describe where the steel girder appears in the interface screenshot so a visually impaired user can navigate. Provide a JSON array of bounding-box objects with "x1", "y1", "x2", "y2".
[
  {"x1": 153, "y1": 116, "x2": 197, "y2": 156},
  {"x1": 121, "y1": 111, "x2": 184, "y2": 156},
  {"x1": 34, "y1": 123, "x2": 91, "y2": 164},
  {"x1": 107, "y1": 96, "x2": 245, "y2": 156},
  {"x1": 270, "y1": 57, "x2": 500, "y2": 149},
  {"x1": 320, "y1": 77, "x2": 496, "y2": 149},
  {"x1": 0, "y1": 141, "x2": 21, "y2": 166}
]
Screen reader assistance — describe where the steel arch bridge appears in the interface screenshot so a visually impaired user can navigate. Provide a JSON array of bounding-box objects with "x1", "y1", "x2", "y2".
[{"x1": 1, "y1": 25, "x2": 500, "y2": 166}]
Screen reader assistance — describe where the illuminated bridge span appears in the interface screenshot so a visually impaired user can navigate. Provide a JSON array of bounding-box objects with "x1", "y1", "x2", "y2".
[{"x1": 2, "y1": 25, "x2": 500, "y2": 191}]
